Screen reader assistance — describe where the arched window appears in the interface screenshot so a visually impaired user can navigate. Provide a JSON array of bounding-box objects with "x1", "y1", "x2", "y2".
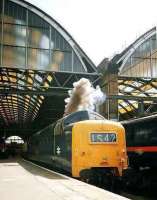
[
  {"x1": 0, "y1": 0, "x2": 96, "y2": 73},
  {"x1": 5, "y1": 136, "x2": 24, "y2": 144}
]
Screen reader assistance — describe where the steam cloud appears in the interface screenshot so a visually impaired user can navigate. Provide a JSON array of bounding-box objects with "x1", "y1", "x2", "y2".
[{"x1": 64, "y1": 78, "x2": 106, "y2": 116}]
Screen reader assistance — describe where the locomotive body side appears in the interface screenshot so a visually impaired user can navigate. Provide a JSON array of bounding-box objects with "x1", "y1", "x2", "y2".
[
  {"x1": 121, "y1": 115, "x2": 157, "y2": 190},
  {"x1": 123, "y1": 116, "x2": 157, "y2": 168},
  {"x1": 27, "y1": 123, "x2": 73, "y2": 172},
  {"x1": 27, "y1": 124, "x2": 55, "y2": 166}
]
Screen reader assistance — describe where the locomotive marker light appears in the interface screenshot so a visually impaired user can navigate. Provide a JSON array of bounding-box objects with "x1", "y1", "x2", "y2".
[{"x1": 56, "y1": 146, "x2": 61, "y2": 155}]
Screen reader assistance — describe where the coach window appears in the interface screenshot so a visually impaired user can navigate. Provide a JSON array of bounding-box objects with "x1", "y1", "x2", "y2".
[
  {"x1": 146, "y1": 126, "x2": 157, "y2": 145},
  {"x1": 135, "y1": 130, "x2": 148, "y2": 146}
]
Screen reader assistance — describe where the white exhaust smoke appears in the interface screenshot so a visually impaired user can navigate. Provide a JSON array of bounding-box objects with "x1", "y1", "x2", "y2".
[{"x1": 64, "y1": 78, "x2": 106, "y2": 116}]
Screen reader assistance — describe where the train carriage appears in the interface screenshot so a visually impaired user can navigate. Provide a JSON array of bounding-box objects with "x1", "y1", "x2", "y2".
[
  {"x1": 121, "y1": 114, "x2": 157, "y2": 190},
  {"x1": 122, "y1": 114, "x2": 157, "y2": 168}
]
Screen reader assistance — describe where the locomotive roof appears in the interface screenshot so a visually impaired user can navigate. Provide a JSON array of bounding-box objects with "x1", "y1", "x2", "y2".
[
  {"x1": 61, "y1": 110, "x2": 105, "y2": 127},
  {"x1": 33, "y1": 110, "x2": 105, "y2": 136},
  {"x1": 121, "y1": 113, "x2": 157, "y2": 125},
  {"x1": 75, "y1": 119, "x2": 123, "y2": 128}
]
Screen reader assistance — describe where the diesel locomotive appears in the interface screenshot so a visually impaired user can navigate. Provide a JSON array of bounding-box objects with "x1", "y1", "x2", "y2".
[{"x1": 27, "y1": 110, "x2": 128, "y2": 185}]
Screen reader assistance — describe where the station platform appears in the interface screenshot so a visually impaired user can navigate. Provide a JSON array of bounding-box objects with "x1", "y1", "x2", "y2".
[{"x1": 0, "y1": 158, "x2": 129, "y2": 200}]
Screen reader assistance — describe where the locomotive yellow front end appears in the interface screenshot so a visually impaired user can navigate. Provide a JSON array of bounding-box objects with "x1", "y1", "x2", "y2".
[{"x1": 72, "y1": 120, "x2": 128, "y2": 179}]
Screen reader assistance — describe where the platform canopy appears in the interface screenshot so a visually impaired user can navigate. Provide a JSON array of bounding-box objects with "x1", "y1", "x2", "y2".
[{"x1": 0, "y1": 0, "x2": 99, "y2": 139}]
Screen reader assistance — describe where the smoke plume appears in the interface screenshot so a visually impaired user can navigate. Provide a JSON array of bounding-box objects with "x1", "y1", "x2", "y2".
[{"x1": 64, "y1": 78, "x2": 106, "y2": 116}]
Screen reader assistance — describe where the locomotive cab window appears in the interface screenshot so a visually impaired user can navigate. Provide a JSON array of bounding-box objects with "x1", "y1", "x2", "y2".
[
  {"x1": 89, "y1": 112, "x2": 105, "y2": 120},
  {"x1": 90, "y1": 133, "x2": 117, "y2": 143},
  {"x1": 54, "y1": 120, "x2": 63, "y2": 135}
]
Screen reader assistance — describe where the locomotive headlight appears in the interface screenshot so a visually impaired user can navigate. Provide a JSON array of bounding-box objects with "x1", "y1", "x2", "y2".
[
  {"x1": 120, "y1": 158, "x2": 125, "y2": 163},
  {"x1": 122, "y1": 149, "x2": 125, "y2": 153},
  {"x1": 100, "y1": 157, "x2": 108, "y2": 166},
  {"x1": 100, "y1": 160, "x2": 108, "y2": 165},
  {"x1": 102, "y1": 157, "x2": 108, "y2": 160},
  {"x1": 81, "y1": 152, "x2": 86, "y2": 156}
]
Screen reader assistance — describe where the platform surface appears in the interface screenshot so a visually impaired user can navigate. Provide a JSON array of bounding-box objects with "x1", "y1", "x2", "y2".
[{"x1": 0, "y1": 158, "x2": 129, "y2": 200}]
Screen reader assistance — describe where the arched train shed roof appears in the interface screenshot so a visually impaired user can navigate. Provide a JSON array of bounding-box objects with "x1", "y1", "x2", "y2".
[
  {"x1": 0, "y1": 0, "x2": 99, "y2": 139},
  {"x1": 6, "y1": 0, "x2": 97, "y2": 73},
  {"x1": 115, "y1": 27, "x2": 156, "y2": 75},
  {"x1": 113, "y1": 27, "x2": 157, "y2": 119}
]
